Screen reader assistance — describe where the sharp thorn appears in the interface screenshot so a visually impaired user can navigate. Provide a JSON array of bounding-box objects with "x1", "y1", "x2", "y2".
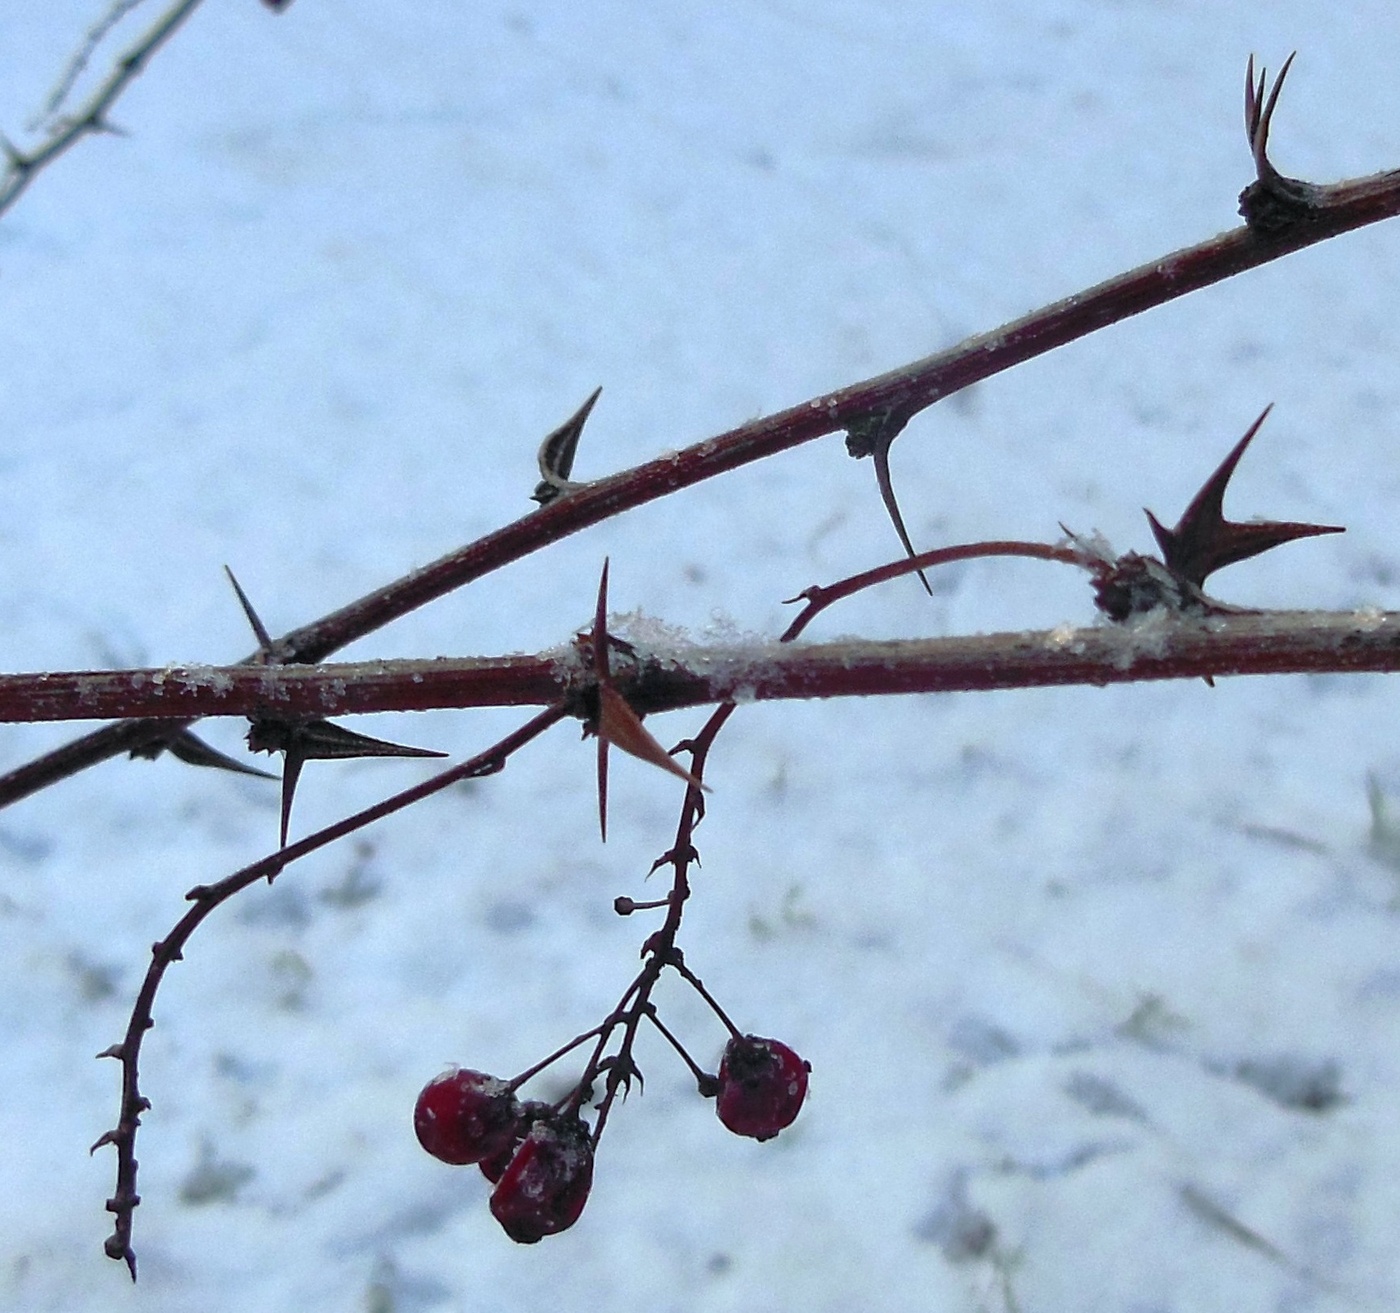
[
  {"x1": 873, "y1": 441, "x2": 932, "y2": 594},
  {"x1": 597, "y1": 731, "x2": 609, "y2": 844},
  {"x1": 1145, "y1": 405, "x2": 1343, "y2": 589},
  {"x1": 248, "y1": 717, "x2": 447, "y2": 761},
  {"x1": 163, "y1": 729, "x2": 278, "y2": 779},
  {"x1": 593, "y1": 558, "x2": 611, "y2": 682},
  {"x1": 224, "y1": 566, "x2": 275, "y2": 655},
  {"x1": 279, "y1": 750, "x2": 304, "y2": 849}
]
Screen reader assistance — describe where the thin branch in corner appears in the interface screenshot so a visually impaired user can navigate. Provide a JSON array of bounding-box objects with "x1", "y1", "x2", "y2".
[{"x1": 0, "y1": 0, "x2": 206, "y2": 222}]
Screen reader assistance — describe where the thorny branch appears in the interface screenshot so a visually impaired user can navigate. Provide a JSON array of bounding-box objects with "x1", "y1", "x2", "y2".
[
  {"x1": 1, "y1": 58, "x2": 1398, "y2": 804},
  {"x1": 94, "y1": 705, "x2": 566, "y2": 1279},
  {"x1": 4, "y1": 604, "x2": 1400, "y2": 722},
  {"x1": 0, "y1": 37, "x2": 1396, "y2": 1279},
  {"x1": 89, "y1": 389, "x2": 1369, "y2": 1272}
]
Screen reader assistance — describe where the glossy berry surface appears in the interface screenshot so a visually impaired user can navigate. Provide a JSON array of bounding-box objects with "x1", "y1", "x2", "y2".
[
  {"x1": 715, "y1": 1034, "x2": 810, "y2": 1141},
  {"x1": 488, "y1": 1113, "x2": 595, "y2": 1243},
  {"x1": 414, "y1": 1068, "x2": 521, "y2": 1166}
]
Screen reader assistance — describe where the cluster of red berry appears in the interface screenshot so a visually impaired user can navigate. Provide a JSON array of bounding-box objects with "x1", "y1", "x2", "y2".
[{"x1": 414, "y1": 1033, "x2": 809, "y2": 1242}]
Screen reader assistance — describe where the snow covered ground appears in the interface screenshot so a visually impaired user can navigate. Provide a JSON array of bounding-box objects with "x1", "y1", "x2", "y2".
[{"x1": 1, "y1": 2, "x2": 1399, "y2": 1309}]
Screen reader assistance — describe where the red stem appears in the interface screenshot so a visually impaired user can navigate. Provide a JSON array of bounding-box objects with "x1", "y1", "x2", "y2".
[{"x1": 3, "y1": 609, "x2": 1399, "y2": 724}]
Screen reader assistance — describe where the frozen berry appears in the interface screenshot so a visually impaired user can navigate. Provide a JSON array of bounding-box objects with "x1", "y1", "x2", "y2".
[
  {"x1": 414, "y1": 1068, "x2": 521, "y2": 1166},
  {"x1": 715, "y1": 1034, "x2": 809, "y2": 1141},
  {"x1": 488, "y1": 1112, "x2": 595, "y2": 1243}
]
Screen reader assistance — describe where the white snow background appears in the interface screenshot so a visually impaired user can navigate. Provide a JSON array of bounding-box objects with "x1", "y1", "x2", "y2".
[{"x1": 1, "y1": 2, "x2": 1399, "y2": 1310}]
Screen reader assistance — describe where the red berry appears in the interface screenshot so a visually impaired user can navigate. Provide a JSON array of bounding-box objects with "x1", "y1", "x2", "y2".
[
  {"x1": 478, "y1": 1100, "x2": 551, "y2": 1183},
  {"x1": 715, "y1": 1034, "x2": 810, "y2": 1141},
  {"x1": 488, "y1": 1113, "x2": 595, "y2": 1243},
  {"x1": 414, "y1": 1068, "x2": 521, "y2": 1166}
]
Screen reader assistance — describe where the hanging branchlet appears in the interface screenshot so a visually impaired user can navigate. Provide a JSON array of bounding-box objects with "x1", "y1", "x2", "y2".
[{"x1": 93, "y1": 707, "x2": 567, "y2": 1278}]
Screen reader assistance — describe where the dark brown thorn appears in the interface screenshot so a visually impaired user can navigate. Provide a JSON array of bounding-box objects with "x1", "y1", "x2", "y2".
[
  {"x1": 1238, "y1": 53, "x2": 1318, "y2": 234},
  {"x1": 224, "y1": 566, "x2": 274, "y2": 656},
  {"x1": 873, "y1": 441, "x2": 932, "y2": 594},
  {"x1": 1245, "y1": 55, "x2": 1271, "y2": 176},
  {"x1": 1143, "y1": 405, "x2": 1343, "y2": 590},
  {"x1": 246, "y1": 718, "x2": 447, "y2": 762},
  {"x1": 278, "y1": 750, "x2": 304, "y2": 850},
  {"x1": 243, "y1": 718, "x2": 445, "y2": 849},
  {"x1": 533, "y1": 386, "x2": 603, "y2": 505},
  {"x1": 160, "y1": 729, "x2": 277, "y2": 779},
  {"x1": 594, "y1": 558, "x2": 611, "y2": 842},
  {"x1": 593, "y1": 559, "x2": 611, "y2": 683},
  {"x1": 648, "y1": 845, "x2": 699, "y2": 875},
  {"x1": 846, "y1": 408, "x2": 930, "y2": 593},
  {"x1": 1245, "y1": 52, "x2": 1295, "y2": 183},
  {"x1": 1257, "y1": 52, "x2": 1296, "y2": 177},
  {"x1": 597, "y1": 725, "x2": 610, "y2": 844}
]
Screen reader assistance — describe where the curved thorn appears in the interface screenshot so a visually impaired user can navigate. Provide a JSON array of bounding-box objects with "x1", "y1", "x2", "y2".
[
  {"x1": 872, "y1": 440, "x2": 932, "y2": 595},
  {"x1": 1248, "y1": 52, "x2": 1296, "y2": 183}
]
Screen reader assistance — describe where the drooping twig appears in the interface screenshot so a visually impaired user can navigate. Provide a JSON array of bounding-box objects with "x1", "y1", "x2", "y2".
[
  {"x1": 93, "y1": 704, "x2": 567, "y2": 1278},
  {"x1": 3, "y1": 58, "x2": 1398, "y2": 805},
  {"x1": 586, "y1": 700, "x2": 737, "y2": 1144}
]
